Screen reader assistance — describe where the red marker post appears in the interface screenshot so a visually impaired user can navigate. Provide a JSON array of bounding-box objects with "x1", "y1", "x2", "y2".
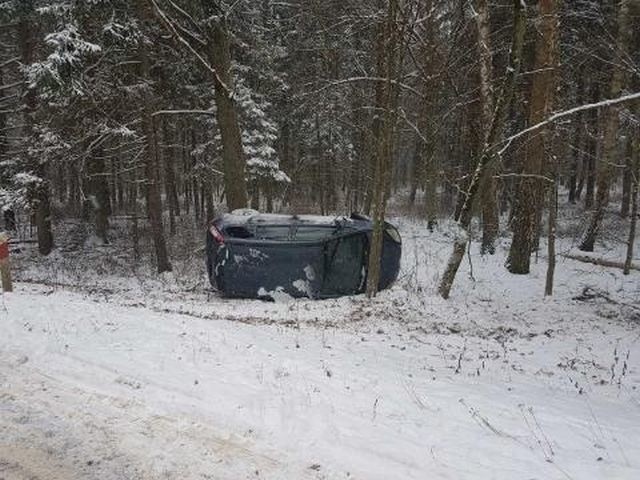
[{"x1": 0, "y1": 233, "x2": 12, "y2": 292}]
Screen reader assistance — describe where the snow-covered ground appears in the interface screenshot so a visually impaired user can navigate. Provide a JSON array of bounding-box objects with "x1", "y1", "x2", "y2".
[{"x1": 2, "y1": 214, "x2": 639, "y2": 479}]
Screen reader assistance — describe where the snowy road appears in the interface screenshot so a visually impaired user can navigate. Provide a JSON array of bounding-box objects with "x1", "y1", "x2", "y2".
[{"x1": 1, "y1": 287, "x2": 640, "y2": 479}]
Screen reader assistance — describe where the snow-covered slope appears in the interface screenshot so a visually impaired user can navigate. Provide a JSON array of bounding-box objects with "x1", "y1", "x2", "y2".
[
  {"x1": 1, "y1": 281, "x2": 639, "y2": 480},
  {"x1": 3, "y1": 214, "x2": 639, "y2": 479}
]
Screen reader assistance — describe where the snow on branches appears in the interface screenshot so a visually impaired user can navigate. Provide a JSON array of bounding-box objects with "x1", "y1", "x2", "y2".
[{"x1": 25, "y1": 24, "x2": 101, "y2": 98}]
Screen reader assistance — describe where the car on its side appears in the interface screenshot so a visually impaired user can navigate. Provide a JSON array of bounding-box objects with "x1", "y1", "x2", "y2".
[{"x1": 206, "y1": 210, "x2": 401, "y2": 300}]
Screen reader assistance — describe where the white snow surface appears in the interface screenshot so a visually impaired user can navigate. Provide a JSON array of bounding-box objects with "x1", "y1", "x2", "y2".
[{"x1": 2, "y1": 216, "x2": 640, "y2": 479}]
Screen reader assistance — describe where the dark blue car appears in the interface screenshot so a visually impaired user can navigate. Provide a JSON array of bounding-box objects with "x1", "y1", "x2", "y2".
[{"x1": 206, "y1": 210, "x2": 401, "y2": 299}]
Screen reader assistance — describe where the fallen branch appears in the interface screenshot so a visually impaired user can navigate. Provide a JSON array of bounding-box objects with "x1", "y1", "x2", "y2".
[
  {"x1": 572, "y1": 286, "x2": 640, "y2": 313},
  {"x1": 562, "y1": 253, "x2": 640, "y2": 272}
]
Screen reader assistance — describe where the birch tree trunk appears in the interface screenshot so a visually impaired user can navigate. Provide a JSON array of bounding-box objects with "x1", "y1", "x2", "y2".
[
  {"x1": 579, "y1": 0, "x2": 633, "y2": 251},
  {"x1": 439, "y1": 0, "x2": 526, "y2": 299},
  {"x1": 507, "y1": 0, "x2": 559, "y2": 274}
]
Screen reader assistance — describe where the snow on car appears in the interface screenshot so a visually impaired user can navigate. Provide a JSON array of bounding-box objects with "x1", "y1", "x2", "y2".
[{"x1": 206, "y1": 210, "x2": 402, "y2": 299}]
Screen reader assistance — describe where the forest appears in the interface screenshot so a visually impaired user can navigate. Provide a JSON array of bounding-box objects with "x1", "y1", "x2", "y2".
[
  {"x1": 0, "y1": 1, "x2": 639, "y2": 479},
  {"x1": 0, "y1": 0, "x2": 637, "y2": 297}
]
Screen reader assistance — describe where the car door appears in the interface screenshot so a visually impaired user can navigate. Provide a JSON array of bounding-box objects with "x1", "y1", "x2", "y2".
[{"x1": 321, "y1": 232, "x2": 367, "y2": 297}]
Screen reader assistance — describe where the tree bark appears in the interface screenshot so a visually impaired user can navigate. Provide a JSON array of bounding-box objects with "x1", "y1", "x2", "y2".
[
  {"x1": 621, "y1": 136, "x2": 633, "y2": 217},
  {"x1": 87, "y1": 149, "x2": 111, "y2": 244},
  {"x1": 19, "y1": 1, "x2": 54, "y2": 255},
  {"x1": 364, "y1": 20, "x2": 386, "y2": 217},
  {"x1": 624, "y1": 110, "x2": 639, "y2": 275},
  {"x1": 579, "y1": 0, "x2": 632, "y2": 251},
  {"x1": 545, "y1": 143, "x2": 558, "y2": 296},
  {"x1": 583, "y1": 85, "x2": 599, "y2": 210},
  {"x1": 366, "y1": 0, "x2": 401, "y2": 298},
  {"x1": 162, "y1": 120, "x2": 179, "y2": 234},
  {"x1": 568, "y1": 67, "x2": 585, "y2": 204},
  {"x1": 507, "y1": 0, "x2": 559, "y2": 274},
  {"x1": 474, "y1": 0, "x2": 498, "y2": 255},
  {"x1": 408, "y1": 138, "x2": 421, "y2": 208},
  {"x1": 201, "y1": 3, "x2": 248, "y2": 211},
  {"x1": 136, "y1": 0, "x2": 172, "y2": 273}
]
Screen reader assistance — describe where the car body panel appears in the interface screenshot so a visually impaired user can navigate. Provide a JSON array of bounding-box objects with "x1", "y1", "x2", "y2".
[{"x1": 206, "y1": 212, "x2": 401, "y2": 299}]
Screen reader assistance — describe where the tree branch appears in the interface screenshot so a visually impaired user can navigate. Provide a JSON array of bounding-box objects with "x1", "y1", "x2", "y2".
[
  {"x1": 148, "y1": 0, "x2": 230, "y2": 95},
  {"x1": 498, "y1": 91, "x2": 640, "y2": 156},
  {"x1": 151, "y1": 109, "x2": 216, "y2": 117}
]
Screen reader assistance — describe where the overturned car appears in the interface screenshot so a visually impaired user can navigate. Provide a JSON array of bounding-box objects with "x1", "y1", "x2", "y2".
[{"x1": 206, "y1": 210, "x2": 401, "y2": 300}]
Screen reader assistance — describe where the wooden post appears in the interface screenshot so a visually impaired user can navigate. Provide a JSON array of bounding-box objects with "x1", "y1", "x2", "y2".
[{"x1": 0, "y1": 233, "x2": 12, "y2": 292}]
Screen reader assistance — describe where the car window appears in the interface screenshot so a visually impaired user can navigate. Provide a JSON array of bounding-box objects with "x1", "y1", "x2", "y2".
[
  {"x1": 293, "y1": 226, "x2": 337, "y2": 242},
  {"x1": 385, "y1": 224, "x2": 401, "y2": 244},
  {"x1": 225, "y1": 226, "x2": 254, "y2": 239},
  {"x1": 255, "y1": 225, "x2": 292, "y2": 241},
  {"x1": 321, "y1": 233, "x2": 366, "y2": 296}
]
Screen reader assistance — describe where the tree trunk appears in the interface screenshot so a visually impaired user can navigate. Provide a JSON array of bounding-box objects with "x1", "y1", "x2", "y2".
[
  {"x1": 250, "y1": 183, "x2": 260, "y2": 210},
  {"x1": 19, "y1": 1, "x2": 54, "y2": 255},
  {"x1": 507, "y1": 0, "x2": 559, "y2": 274},
  {"x1": 364, "y1": 20, "x2": 386, "y2": 217},
  {"x1": 204, "y1": 181, "x2": 215, "y2": 221},
  {"x1": 583, "y1": 87, "x2": 598, "y2": 210},
  {"x1": 87, "y1": 149, "x2": 111, "y2": 244},
  {"x1": 621, "y1": 136, "x2": 633, "y2": 217},
  {"x1": 568, "y1": 67, "x2": 585, "y2": 203},
  {"x1": 439, "y1": 0, "x2": 526, "y2": 299},
  {"x1": 408, "y1": 139, "x2": 420, "y2": 209},
  {"x1": 624, "y1": 109, "x2": 639, "y2": 275},
  {"x1": 182, "y1": 128, "x2": 191, "y2": 215},
  {"x1": 136, "y1": 0, "x2": 171, "y2": 273},
  {"x1": 34, "y1": 187, "x2": 53, "y2": 255},
  {"x1": 481, "y1": 177, "x2": 499, "y2": 254},
  {"x1": 366, "y1": 0, "x2": 401, "y2": 298},
  {"x1": 162, "y1": 121, "x2": 179, "y2": 234},
  {"x1": 0, "y1": 69, "x2": 6, "y2": 170},
  {"x1": 545, "y1": 146, "x2": 558, "y2": 296},
  {"x1": 424, "y1": 154, "x2": 438, "y2": 231},
  {"x1": 265, "y1": 182, "x2": 274, "y2": 213},
  {"x1": 474, "y1": 0, "x2": 498, "y2": 255},
  {"x1": 202, "y1": 4, "x2": 248, "y2": 211},
  {"x1": 579, "y1": 0, "x2": 632, "y2": 251}
]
